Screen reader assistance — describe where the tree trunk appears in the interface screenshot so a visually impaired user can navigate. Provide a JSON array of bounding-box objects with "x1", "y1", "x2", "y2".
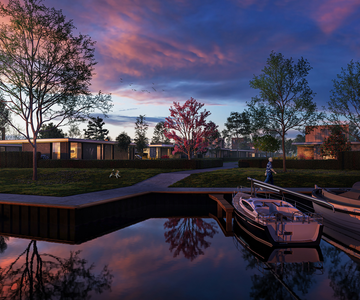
[
  {"x1": 282, "y1": 133, "x2": 286, "y2": 172},
  {"x1": 32, "y1": 139, "x2": 38, "y2": 181}
]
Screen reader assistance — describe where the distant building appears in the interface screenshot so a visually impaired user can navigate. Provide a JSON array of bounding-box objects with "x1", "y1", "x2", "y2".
[
  {"x1": 0, "y1": 138, "x2": 135, "y2": 160},
  {"x1": 293, "y1": 125, "x2": 360, "y2": 159}
]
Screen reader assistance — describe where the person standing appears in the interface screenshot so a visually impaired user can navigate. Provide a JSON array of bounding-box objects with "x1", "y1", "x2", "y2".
[{"x1": 264, "y1": 157, "x2": 277, "y2": 184}]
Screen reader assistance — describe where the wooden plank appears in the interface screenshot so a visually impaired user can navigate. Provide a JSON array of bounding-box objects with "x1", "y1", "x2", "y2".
[{"x1": 209, "y1": 194, "x2": 234, "y2": 212}]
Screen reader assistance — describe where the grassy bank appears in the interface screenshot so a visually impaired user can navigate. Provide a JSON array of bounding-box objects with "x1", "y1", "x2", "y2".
[
  {"x1": 170, "y1": 168, "x2": 360, "y2": 188},
  {"x1": 0, "y1": 168, "x2": 181, "y2": 197}
]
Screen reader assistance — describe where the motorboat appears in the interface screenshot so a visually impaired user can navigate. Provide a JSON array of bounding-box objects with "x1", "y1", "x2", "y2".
[
  {"x1": 232, "y1": 192, "x2": 323, "y2": 247},
  {"x1": 312, "y1": 182, "x2": 360, "y2": 231}
]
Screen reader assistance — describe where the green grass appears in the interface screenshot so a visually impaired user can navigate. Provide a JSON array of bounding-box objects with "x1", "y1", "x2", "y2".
[
  {"x1": 170, "y1": 168, "x2": 360, "y2": 188},
  {"x1": 0, "y1": 168, "x2": 182, "y2": 197}
]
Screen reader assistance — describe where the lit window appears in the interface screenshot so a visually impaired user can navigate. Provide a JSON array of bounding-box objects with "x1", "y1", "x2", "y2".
[
  {"x1": 97, "y1": 145, "x2": 102, "y2": 160},
  {"x1": 70, "y1": 143, "x2": 82, "y2": 160},
  {"x1": 52, "y1": 142, "x2": 60, "y2": 159}
]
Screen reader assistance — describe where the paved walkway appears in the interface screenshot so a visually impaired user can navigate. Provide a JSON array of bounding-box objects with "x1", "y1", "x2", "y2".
[{"x1": 0, "y1": 162, "x2": 313, "y2": 207}]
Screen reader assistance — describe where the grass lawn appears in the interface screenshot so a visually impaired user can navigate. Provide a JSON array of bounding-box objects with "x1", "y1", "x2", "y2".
[
  {"x1": 170, "y1": 168, "x2": 360, "y2": 188},
  {"x1": 0, "y1": 168, "x2": 182, "y2": 197}
]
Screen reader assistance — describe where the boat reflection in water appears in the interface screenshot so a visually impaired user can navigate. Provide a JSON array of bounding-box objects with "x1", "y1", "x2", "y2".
[
  {"x1": 321, "y1": 220, "x2": 360, "y2": 300},
  {"x1": 233, "y1": 220, "x2": 324, "y2": 300}
]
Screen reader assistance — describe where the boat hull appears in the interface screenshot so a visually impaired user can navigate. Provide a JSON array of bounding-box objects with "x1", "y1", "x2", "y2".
[
  {"x1": 313, "y1": 202, "x2": 360, "y2": 232},
  {"x1": 234, "y1": 209, "x2": 323, "y2": 248}
]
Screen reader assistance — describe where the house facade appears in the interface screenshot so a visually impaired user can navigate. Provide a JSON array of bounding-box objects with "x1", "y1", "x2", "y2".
[
  {"x1": 0, "y1": 138, "x2": 135, "y2": 160},
  {"x1": 293, "y1": 125, "x2": 360, "y2": 159}
]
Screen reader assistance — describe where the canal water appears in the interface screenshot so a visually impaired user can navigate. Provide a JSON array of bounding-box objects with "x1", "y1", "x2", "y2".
[{"x1": 0, "y1": 194, "x2": 358, "y2": 299}]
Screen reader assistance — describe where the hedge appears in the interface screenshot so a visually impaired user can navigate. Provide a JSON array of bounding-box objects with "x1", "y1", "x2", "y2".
[
  {"x1": 38, "y1": 158, "x2": 223, "y2": 169},
  {"x1": 237, "y1": 151, "x2": 360, "y2": 170},
  {"x1": 0, "y1": 152, "x2": 41, "y2": 168}
]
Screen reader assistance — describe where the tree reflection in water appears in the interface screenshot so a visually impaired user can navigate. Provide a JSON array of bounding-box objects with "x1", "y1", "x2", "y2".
[
  {"x1": 164, "y1": 218, "x2": 218, "y2": 261},
  {"x1": 0, "y1": 236, "x2": 9, "y2": 253},
  {"x1": 322, "y1": 242, "x2": 360, "y2": 300},
  {"x1": 0, "y1": 240, "x2": 113, "y2": 299},
  {"x1": 239, "y1": 245, "x2": 320, "y2": 300}
]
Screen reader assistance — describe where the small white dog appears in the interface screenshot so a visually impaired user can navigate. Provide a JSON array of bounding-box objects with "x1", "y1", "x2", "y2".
[{"x1": 109, "y1": 169, "x2": 121, "y2": 178}]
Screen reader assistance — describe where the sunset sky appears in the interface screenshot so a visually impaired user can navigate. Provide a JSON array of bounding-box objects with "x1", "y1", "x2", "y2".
[{"x1": 43, "y1": 0, "x2": 360, "y2": 140}]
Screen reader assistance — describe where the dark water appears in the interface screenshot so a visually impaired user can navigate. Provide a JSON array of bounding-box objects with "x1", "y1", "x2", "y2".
[{"x1": 0, "y1": 216, "x2": 359, "y2": 300}]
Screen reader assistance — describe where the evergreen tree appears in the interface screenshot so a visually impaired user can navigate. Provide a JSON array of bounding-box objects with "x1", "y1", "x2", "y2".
[
  {"x1": 39, "y1": 123, "x2": 65, "y2": 138},
  {"x1": 151, "y1": 121, "x2": 170, "y2": 144},
  {"x1": 134, "y1": 115, "x2": 149, "y2": 154},
  {"x1": 83, "y1": 116, "x2": 109, "y2": 140}
]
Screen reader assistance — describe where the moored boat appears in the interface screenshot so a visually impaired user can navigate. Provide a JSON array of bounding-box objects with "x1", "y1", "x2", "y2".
[
  {"x1": 232, "y1": 192, "x2": 323, "y2": 247},
  {"x1": 312, "y1": 182, "x2": 360, "y2": 231}
]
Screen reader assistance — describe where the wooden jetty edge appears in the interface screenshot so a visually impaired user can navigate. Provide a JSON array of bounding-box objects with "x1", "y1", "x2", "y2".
[{"x1": 208, "y1": 194, "x2": 234, "y2": 233}]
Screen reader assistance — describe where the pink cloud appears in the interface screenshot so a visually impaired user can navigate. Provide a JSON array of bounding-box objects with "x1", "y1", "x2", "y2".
[{"x1": 310, "y1": 0, "x2": 360, "y2": 34}]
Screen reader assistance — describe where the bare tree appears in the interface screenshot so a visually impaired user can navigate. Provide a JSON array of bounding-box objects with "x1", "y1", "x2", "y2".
[{"x1": 0, "y1": 0, "x2": 112, "y2": 180}]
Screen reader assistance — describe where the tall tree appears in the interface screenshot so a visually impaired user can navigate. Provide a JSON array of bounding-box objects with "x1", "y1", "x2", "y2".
[
  {"x1": 0, "y1": 0, "x2": 112, "y2": 180},
  {"x1": 38, "y1": 122, "x2": 65, "y2": 138},
  {"x1": 134, "y1": 115, "x2": 148, "y2": 154},
  {"x1": 327, "y1": 60, "x2": 360, "y2": 141},
  {"x1": 224, "y1": 111, "x2": 251, "y2": 156},
  {"x1": 151, "y1": 121, "x2": 170, "y2": 144},
  {"x1": 253, "y1": 134, "x2": 280, "y2": 157},
  {"x1": 248, "y1": 51, "x2": 323, "y2": 171},
  {"x1": 67, "y1": 123, "x2": 82, "y2": 138},
  {"x1": 116, "y1": 131, "x2": 131, "y2": 151},
  {"x1": 83, "y1": 116, "x2": 109, "y2": 140},
  {"x1": 164, "y1": 97, "x2": 217, "y2": 160},
  {"x1": 0, "y1": 98, "x2": 9, "y2": 139}
]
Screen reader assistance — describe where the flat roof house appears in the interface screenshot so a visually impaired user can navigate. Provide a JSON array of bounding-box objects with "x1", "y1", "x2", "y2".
[
  {"x1": 0, "y1": 138, "x2": 135, "y2": 160},
  {"x1": 293, "y1": 125, "x2": 360, "y2": 159}
]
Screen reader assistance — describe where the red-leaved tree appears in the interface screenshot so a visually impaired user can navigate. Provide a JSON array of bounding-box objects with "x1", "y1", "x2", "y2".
[
  {"x1": 164, "y1": 98, "x2": 218, "y2": 159},
  {"x1": 320, "y1": 127, "x2": 352, "y2": 159}
]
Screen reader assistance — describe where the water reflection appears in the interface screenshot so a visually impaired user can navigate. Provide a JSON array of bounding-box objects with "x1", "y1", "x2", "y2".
[
  {"x1": 0, "y1": 240, "x2": 113, "y2": 299},
  {"x1": 0, "y1": 236, "x2": 8, "y2": 253},
  {"x1": 233, "y1": 220, "x2": 323, "y2": 300},
  {"x1": 164, "y1": 218, "x2": 218, "y2": 261},
  {"x1": 321, "y1": 221, "x2": 360, "y2": 300}
]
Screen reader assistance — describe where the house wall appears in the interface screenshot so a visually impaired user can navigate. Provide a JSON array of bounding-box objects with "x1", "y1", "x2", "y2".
[
  {"x1": 114, "y1": 145, "x2": 128, "y2": 159},
  {"x1": 23, "y1": 143, "x2": 51, "y2": 157},
  {"x1": 297, "y1": 146, "x2": 314, "y2": 159},
  {"x1": 306, "y1": 125, "x2": 349, "y2": 143},
  {"x1": 82, "y1": 143, "x2": 97, "y2": 160},
  {"x1": 104, "y1": 144, "x2": 113, "y2": 160},
  {"x1": 60, "y1": 142, "x2": 69, "y2": 159}
]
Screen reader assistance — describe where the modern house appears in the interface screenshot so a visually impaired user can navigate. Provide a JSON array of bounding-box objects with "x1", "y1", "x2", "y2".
[
  {"x1": 0, "y1": 138, "x2": 135, "y2": 160},
  {"x1": 143, "y1": 144, "x2": 182, "y2": 159},
  {"x1": 293, "y1": 125, "x2": 360, "y2": 159}
]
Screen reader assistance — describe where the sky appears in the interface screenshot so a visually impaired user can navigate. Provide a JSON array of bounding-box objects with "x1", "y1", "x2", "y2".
[{"x1": 13, "y1": 0, "x2": 360, "y2": 139}]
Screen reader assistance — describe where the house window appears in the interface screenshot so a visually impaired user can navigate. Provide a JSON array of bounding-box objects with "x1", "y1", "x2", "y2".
[
  {"x1": 97, "y1": 145, "x2": 102, "y2": 160},
  {"x1": 0, "y1": 147, "x2": 5, "y2": 152},
  {"x1": 52, "y1": 142, "x2": 60, "y2": 159},
  {"x1": 70, "y1": 142, "x2": 82, "y2": 160}
]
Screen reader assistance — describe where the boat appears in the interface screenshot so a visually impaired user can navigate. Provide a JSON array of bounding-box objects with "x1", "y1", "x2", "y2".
[
  {"x1": 233, "y1": 218, "x2": 323, "y2": 269},
  {"x1": 232, "y1": 192, "x2": 323, "y2": 247},
  {"x1": 312, "y1": 182, "x2": 360, "y2": 231},
  {"x1": 233, "y1": 219, "x2": 324, "y2": 300}
]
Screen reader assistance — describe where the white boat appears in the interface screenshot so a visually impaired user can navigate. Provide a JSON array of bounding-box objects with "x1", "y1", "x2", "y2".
[
  {"x1": 312, "y1": 182, "x2": 360, "y2": 231},
  {"x1": 232, "y1": 193, "x2": 323, "y2": 247}
]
